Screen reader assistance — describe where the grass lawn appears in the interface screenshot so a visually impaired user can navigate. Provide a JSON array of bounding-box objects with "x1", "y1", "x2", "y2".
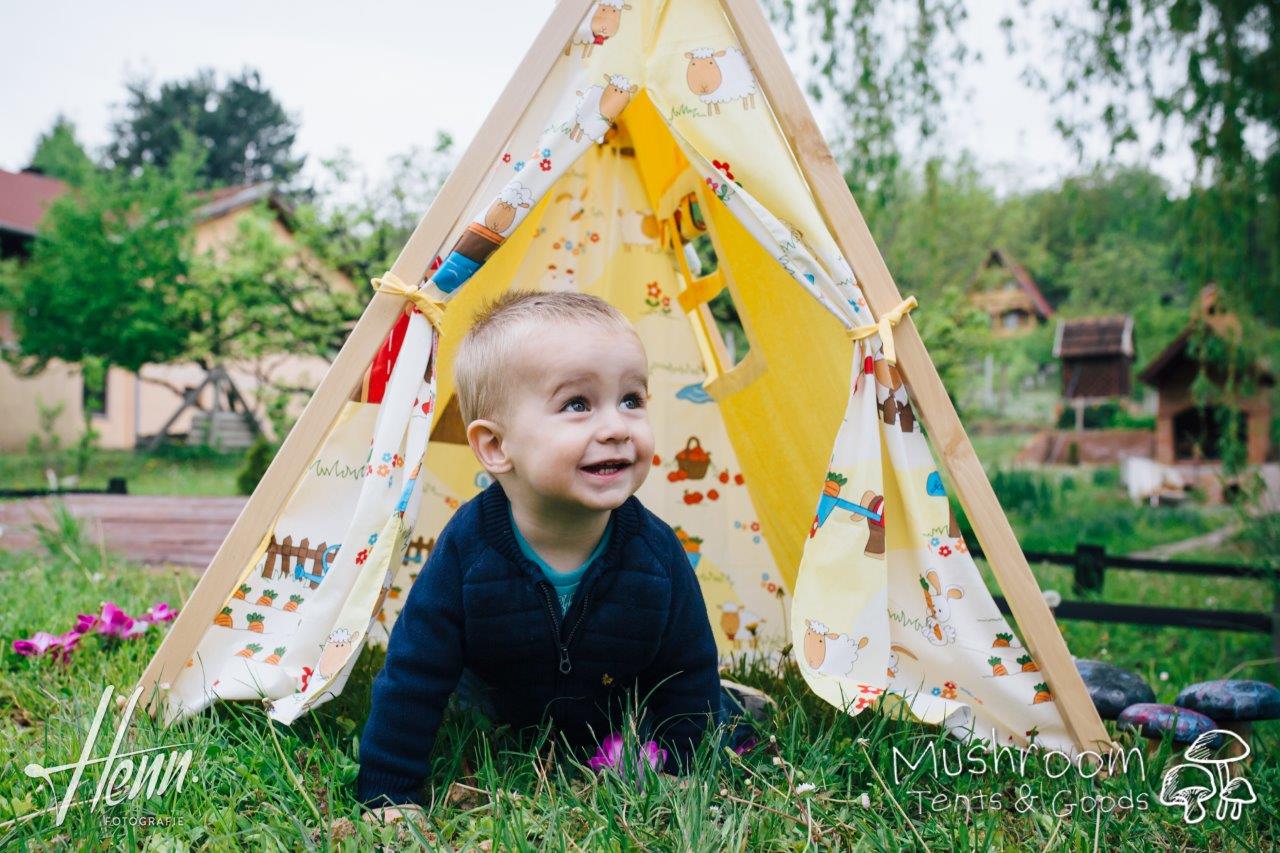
[
  {"x1": 0, "y1": 447, "x2": 247, "y2": 497},
  {"x1": 2, "y1": 511, "x2": 1278, "y2": 849}
]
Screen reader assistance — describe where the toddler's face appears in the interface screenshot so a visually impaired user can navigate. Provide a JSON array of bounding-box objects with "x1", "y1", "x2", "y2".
[{"x1": 495, "y1": 320, "x2": 654, "y2": 514}]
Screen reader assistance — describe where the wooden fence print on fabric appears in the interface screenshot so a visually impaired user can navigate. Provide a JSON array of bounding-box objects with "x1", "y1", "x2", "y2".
[
  {"x1": 260, "y1": 535, "x2": 333, "y2": 589},
  {"x1": 404, "y1": 536, "x2": 436, "y2": 565}
]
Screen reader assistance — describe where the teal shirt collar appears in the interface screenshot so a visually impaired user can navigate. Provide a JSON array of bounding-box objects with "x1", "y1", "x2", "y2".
[{"x1": 508, "y1": 505, "x2": 613, "y2": 589}]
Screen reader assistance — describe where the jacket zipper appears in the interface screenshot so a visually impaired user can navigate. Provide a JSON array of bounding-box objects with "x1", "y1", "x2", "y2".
[
  {"x1": 536, "y1": 576, "x2": 598, "y2": 675},
  {"x1": 537, "y1": 581, "x2": 573, "y2": 674}
]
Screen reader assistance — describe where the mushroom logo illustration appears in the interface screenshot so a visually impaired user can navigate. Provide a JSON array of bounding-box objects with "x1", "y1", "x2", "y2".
[{"x1": 1158, "y1": 728, "x2": 1256, "y2": 823}]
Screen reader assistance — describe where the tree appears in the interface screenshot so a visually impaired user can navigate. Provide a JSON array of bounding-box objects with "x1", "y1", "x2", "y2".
[
  {"x1": 764, "y1": 0, "x2": 971, "y2": 203},
  {"x1": 1017, "y1": 0, "x2": 1280, "y2": 324},
  {"x1": 292, "y1": 132, "x2": 457, "y2": 287},
  {"x1": 106, "y1": 68, "x2": 304, "y2": 189},
  {"x1": 3, "y1": 139, "x2": 358, "y2": 381},
  {"x1": 28, "y1": 115, "x2": 95, "y2": 185},
  {"x1": 3, "y1": 145, "x2": 201, "y2": 376},
  {"x1": 183, "y1": 206, "x2": 360, "y2": 369}
]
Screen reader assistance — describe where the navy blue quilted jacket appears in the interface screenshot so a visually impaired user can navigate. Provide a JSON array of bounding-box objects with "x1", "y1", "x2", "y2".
[{"x1": 356, "y1": 480, "x2": 724, "y2": 808}]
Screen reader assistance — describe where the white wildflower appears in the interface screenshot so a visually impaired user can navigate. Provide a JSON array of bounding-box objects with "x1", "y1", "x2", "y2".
[
  {"x1": 859, "y1": 792, "x2": 871, "y2": 808},
  {"x1": 771, "y1": 756, "x2": 783, "y2": 766},
  {"x1": 855, "y1": 737, "x2": 870, "y2": 749},
  {"x1": 1158, "y1": 671, "x2": 1169, "y2": 682},
  {"x1": 794, "y1": 782, "x2": 817, "y2": 797},
  {"x1": 769, "y1": 735, "x2": 777, "y2": 744}
]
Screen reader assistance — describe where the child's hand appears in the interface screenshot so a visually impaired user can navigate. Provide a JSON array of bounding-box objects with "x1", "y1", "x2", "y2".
[{"x1": 362, "y1": 804, "x2": 425, "y2": 826}]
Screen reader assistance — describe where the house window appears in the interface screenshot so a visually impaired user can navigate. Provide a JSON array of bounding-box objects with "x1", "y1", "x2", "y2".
[{"x1": 1002, "y1": 311, "x2": 1022, "y2": 330}]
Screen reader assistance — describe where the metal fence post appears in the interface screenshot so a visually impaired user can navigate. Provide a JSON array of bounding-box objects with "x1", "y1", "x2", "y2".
[{"x1": 1074, "y1": 544, "x2": 1106, "y2": 595}]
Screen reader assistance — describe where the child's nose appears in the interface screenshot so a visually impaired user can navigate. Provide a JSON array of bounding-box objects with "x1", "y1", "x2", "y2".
[{"x1": 596, "y1": 408, "x2": 631, "y2": 443}]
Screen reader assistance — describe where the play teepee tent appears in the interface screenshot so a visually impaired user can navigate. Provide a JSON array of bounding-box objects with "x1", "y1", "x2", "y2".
[{"x1": 138, "y1": 0, "x2": 1114, "y2": 757}]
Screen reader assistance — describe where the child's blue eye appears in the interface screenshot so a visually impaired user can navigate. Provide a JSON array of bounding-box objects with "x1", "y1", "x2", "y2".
[
  {"x1": 562, "y1": 397, "x2": 588, "y2": 413},
  {"x1": 622, "y1": 393, "x2": 646, "y2": 409}
]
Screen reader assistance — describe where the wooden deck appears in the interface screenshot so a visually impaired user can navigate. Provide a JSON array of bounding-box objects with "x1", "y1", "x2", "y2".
[{"x1": 0, "y1": 494, "x2": 247, "y2": 568}]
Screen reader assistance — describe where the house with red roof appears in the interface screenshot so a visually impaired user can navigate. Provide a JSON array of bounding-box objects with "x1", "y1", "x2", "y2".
[{"x1": 0, "y1": 168, "x2": 355, "y2": 453}]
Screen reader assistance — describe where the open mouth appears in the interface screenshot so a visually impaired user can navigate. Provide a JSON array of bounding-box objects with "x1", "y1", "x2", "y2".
[{"x1": 580, "y1": 459, "x2": 632, "y2": 477}]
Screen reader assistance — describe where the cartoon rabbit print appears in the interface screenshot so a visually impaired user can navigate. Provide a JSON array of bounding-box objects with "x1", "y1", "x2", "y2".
[{"x1": 920, "y1": 570, "x2": 964, "y2": 646}]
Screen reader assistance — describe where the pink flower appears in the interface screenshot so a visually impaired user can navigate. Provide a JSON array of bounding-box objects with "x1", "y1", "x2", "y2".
[
  {"x1": 12, "y1": 629, "x2": 83, "y2": 664},
  {"x1": 73, "y1": 612, "x2": 99, "y2": 635},
  {"x1": 588, "y1": 732, "x2": 668, "y2": 776},
  {"x1": 143, "y1": 602, "x2": 177, "y2": 624},
  {"x1": 95, "y1": 602, "x2": 144, "y2": 640},
  {"x1": 56, "y1": 629, "x2": 85, "y2": 661},
  {"x1": 539, "y1": 158, "x2": 552, "y2": 172},
  {"x1": 13, "y1": 631, "x2": 62, "y2": 657}
]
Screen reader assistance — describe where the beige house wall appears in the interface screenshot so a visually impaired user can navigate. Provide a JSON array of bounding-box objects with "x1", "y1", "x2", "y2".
[
  {"x1": 0, "y1": 356, "x2": 84, "y2": 452},
  {"x1": 1, "y1": 205, "x2": 354, "y2": 452}
]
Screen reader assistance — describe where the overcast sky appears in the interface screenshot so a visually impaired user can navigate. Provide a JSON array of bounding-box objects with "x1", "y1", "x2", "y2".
[{"x1": 1, "y1": 0, "x2": 1195, "y2": 198}]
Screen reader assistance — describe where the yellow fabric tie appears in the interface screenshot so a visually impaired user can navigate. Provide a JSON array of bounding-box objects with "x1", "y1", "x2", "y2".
[
  {"x1": 371, "y1": 272, "x2": 447, "y2": 332},
  {"x1": 845, "y1": 296, "x2": 918, "y2": 366}
]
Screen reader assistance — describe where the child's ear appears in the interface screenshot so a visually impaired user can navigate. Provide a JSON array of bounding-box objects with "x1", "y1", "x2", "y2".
[{"x1": 466, "y1": 419, "x2": 513, "y2": 475}]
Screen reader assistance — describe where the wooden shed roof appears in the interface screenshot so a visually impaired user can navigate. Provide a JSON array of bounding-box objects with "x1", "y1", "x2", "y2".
[{"x1": 1053, "y1": 315, "x2": 1134, "y2": 359}]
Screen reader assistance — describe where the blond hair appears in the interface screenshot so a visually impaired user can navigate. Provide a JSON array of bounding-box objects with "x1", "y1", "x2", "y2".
[{"x1": 453, "y1": 289, "x2": 637, "y2": 425}]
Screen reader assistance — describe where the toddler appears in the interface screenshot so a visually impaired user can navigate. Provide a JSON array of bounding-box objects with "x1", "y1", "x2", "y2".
[{"x1": 357, "y1": 290, "x2": 762, "y2": 819}]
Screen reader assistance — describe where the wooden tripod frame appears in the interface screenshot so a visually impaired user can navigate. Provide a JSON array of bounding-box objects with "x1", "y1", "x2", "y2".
[{"x1": 137, "y1": 0, "x2": 1114, "y2": 756}]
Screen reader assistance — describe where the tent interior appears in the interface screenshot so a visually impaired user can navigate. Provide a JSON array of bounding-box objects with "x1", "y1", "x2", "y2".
[{"x1": 381, "y1": 91, "x2": 854, "y2": 658}]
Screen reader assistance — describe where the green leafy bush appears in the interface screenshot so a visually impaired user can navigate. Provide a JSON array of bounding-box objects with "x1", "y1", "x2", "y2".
[{"x1": 236, "y1": 436, "x2": 276, "y2": 496}]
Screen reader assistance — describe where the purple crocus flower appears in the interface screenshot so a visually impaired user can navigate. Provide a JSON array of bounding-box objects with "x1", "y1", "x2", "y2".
[
  {"x1": 55, "y1": 628, "x2": 84, "y2": 662},
  {"x1": 12, "y1": 629, "x2": 83, "y2": 665},
  {"x1": 588, "y1": 732, "x2": 668, "y2": 775},
  {"x1": 12, "y1": 631, "x2": 63, "y2": 658},
  {"x1": 142, "y1": 602, "x2": 177, "y2": 624},
  {"x1": 732, "y1": 735, "x2": 760, "y2": 756},
  {"x1": 73, "y1": 612, "x2": 98, "y2": 635},
  {"x1": 95, "y1": 602, "x2": 144, "y2": 639}
]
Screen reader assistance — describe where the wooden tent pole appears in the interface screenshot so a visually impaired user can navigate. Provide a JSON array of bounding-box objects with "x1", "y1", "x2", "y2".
[
  {"x1": 137, "y1": 0, "x2": 598, "y2": 718},
  {"x1": 719, "y1": 0, "x2": 1113, "y2": 755}
]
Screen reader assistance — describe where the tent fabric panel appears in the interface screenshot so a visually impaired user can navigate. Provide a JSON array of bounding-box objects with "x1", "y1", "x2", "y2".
[{"x1": 694, "y1": 186, "x2": 852, "y2": 590}]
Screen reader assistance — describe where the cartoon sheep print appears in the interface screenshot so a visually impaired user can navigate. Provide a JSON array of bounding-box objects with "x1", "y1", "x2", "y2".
[
  {"x1": 483, "y1": 183, "x2": 534, "y2": 235},
  {"x1": 571, "y1": 75, "x2": 638, "y2": 143},
  {"x1": 565, "y1": 1, "x2": 632, "y2": 58},
  {"x1": 803, "y1": 619, "x2": 870, "y2": 678},
  {"x1": 685, "y1": 47, "x2": 757, "y2": 116},
  {"x1": 317, "y1": 628, "x2": 359, "y2": 680}
]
